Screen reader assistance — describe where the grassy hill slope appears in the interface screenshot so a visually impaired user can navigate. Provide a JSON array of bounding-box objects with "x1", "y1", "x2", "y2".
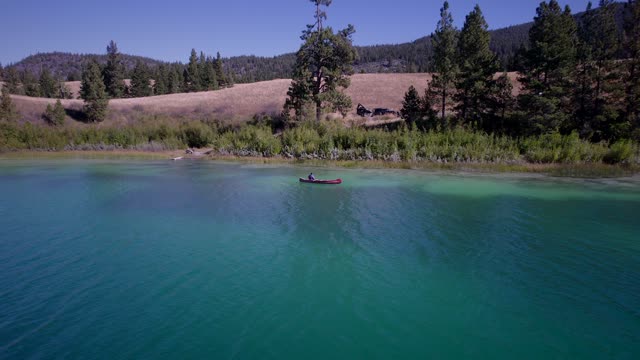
[{"x1": 10, "y1": 73, "x2": 523, "y2": 125}]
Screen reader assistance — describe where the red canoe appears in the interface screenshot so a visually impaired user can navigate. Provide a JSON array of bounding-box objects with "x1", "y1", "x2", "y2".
[{"x1": 299, "y1": 178, "x2": 342, "y2": 185}]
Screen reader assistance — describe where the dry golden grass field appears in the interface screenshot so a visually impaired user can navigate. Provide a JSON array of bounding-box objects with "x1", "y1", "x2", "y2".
[{"x1": 6, "y1": 73, "x2": 521, "y2": 125}]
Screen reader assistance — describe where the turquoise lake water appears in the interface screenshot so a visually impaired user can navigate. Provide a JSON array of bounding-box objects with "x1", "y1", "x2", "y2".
[{"x1": 0, "y1": 160, "x2": 639, "y2": 359}]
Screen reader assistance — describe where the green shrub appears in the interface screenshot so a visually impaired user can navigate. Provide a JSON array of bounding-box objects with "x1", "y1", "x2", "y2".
[
  {"x1": 181, "y1": 122, "x2": 214, "y2": 148},
  {"x1": 43, "y1": 100, "x2": 66, "y2": 126},
  {"x1": 0, "y1": 117, "x2": 637, "y2": 167},
  {"x1": 282, "y1": 123, "x2": 322, "y2": 156},
  {"x1": 604, "y1": 140, "x2": 635, "y2": 164}
]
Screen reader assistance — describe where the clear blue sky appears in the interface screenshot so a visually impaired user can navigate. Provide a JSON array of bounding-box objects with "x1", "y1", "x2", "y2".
[{"x1": 1, "y1": 0, "x2": 598, "y2": 65}]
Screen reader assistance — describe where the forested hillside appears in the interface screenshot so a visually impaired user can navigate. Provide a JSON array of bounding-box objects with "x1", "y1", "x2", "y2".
[
  {"x1": 4, "y1": 2, "x2": 627, "y2": 83},
  {"x1": 8, "y1": 52, "x2": 165, "y2": 81}
]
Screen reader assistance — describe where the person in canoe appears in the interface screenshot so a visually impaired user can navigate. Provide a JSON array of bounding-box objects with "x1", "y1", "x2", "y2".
[{"x1": 308, "y1": 173, "x2": 316, "y2": 181}]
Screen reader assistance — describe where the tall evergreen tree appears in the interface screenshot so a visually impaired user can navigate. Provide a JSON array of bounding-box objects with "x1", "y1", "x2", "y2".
[
  {"x1": 227, "y1": 70, "x2": 235, "y2": 88},
  {"x1": 487, "y1": 72, "x2": 515, "y2": 134},
  {"x1": 0, "y1": 86, "x2": 18, "y2": 121},
  {"x1": 39, "y1": 68, "x2": 57, "y2": 98},
  {"x1": 624, "y1": 0, "x2": 640, "y2": 136},
  {"x1": 204, "y1": 57, "x2": 219, "y2": 90},
  {"x1": 510, "y1": 44, "x2": 529, "y2": 72},
  {"x1": 454, "y1": 5, "x2": 500, "y2": 130},
  {"x1": 591, "y1": 0, "x2": 625, "y2": 140},
  {"x1": 186, "y1": 49, "x2": 201, "y2": 92},
  {"x1": 23, "y1": 71, "x2": 40, "y2": 97},
  {"x1": 0, "y1": 63, "x2": 4, "y2": 81},
  {"x1": 103, "y1": 40, "x2": 125, "y2": 98},
  {"x1": 214, "y1": 52, "x2": 227, "y2": 88},
  {"x1": 199, "y1": 51, "x2": 208, "y2": 89},
  {"x1": 80, "y1": 60, "x2": 109, "y2": 122},
  {"x1": 572, "y1": 0, "x2": 623, "y2": 140},
  {"x1": 154, "y1": 64, "x2": 169, "y2": 95},
  {"x1": 167, "y1": 65, "x2": 183, "y2": 94},
  {"x1": 418, "y1": 82, "x2": 440, "y2": 130},
  {"x1": 182, "y1": 68, "x2": 190, "y2": 92},
  {"x1": 401, "y1": 85, "x2": 423, "y2": 125},
  {"x1": 284, "y1": 0, "x2": 357, "y2": 121},
  {"x1": 518, "y1": 0, "x2": 577, "y2": 134},
  {"x1": 130, "y1": 60, "x2": 153, "y2": 97},
  {"x1": 574, "y1": 2, "x2": 597, "y2": 134},
  {"x1": 400, "y1": 84, "x2": 438, "y2": 129},
  {"x1": 5, "y1": 67, "x2": 20, "y2": 94},
  {"x1": 431, "y1": 1, "x2": 458, "y2": 121}
]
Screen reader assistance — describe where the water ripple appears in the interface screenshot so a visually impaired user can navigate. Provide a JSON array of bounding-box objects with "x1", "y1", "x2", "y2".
[{"x1": 1, "y1": 160, "x2": 639, "y2": 359}]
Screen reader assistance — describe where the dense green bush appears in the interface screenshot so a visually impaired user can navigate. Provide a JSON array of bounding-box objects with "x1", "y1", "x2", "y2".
[
  {"x1": 282, "y1": 123, "x2": 323, "y2": 156},
  {"x1": 0, "y1": 119, "x2": 637, "y2": 165},
  {"x1": 604, "y1": 140, "x2": 636, "y2": 164},
  {"x1": 181, "y1": 121, "x2": 215, "y2": 148},
  {"x1": 521, "y1": 132, "x2": 608, "y2": 163}
]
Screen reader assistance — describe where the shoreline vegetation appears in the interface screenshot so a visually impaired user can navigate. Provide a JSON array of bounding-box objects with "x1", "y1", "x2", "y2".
[
  {"x1": 1, "y1": 118, "x2": 638, "y2": 178},
  {"x1": 2, "y1": 151, "x2": 638, "y2": 179}
]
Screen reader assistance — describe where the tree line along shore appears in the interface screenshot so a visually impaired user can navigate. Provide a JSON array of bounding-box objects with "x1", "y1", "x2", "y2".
[{"x1": 0, "y1": 0, "x2": 639, "y2": 172}]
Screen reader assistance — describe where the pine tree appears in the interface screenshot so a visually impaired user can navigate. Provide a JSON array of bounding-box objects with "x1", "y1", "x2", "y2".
[
  {"x1": 227, "y1": 70, "x2": 235, "y2": 88},
  {"x1": 0, "y1": 85, "x2": 18, "y2": 121},
  {"x1": 431, "y1": 1, "x2": 458, "y2": 121},
  {"x1": 130, "y1": 60, "x2": 152, "y2": 97},
  {"x1": 39, "y1": 68, "x2": 57, "y2": 98},
  {"x1": 624, "y1": 0, "x2": 640, "y2": 137},
  {"x1": 215, "y1": 52, "x2": 227, "y2": 88},
  {"x1": 186, "y1": 49, "x2": 201, "y2": 92},
  {"x1": 591, "y1": 0, "x2": 625, "y2": 140},
  {"x1": 284, "y1": 0, "x2": 357, "y2": 121},
  {"x1": 421, "y1": 82, "x2": 440, "y2": 130},
  {"x1": 23, "y1": 71, "x2": 40, "y2": 97},
  {"x1": 454, "y1": 5, "x2": 500, "y2": 130},
  {"x1": 154, "y1": 64, "x2": 169, "y2": 95},
  {"x1": 518, "y1": 0, "x2": 577, "y2": 134},
  {"x1": 80, "y1": 60, "x2": 109, "y2": 122},
  {"x1": 182, "y1": 68, "x2": 190, "y2": 92},
  {"x1": 103, "y1": 40, "x2": 125, "y2": 98},
  {"x1": 44, "y1": 99, "x2": 65, "y2": 126},
  {"x1": 487, "y1": 72, "x2": 515, "y2": 134},
  {"x1": 5, "y1": 67, "x2": 20, "y2": 94},
  {"x1": 574, "y1": 2, "x2": 597, "y2": 135},
  {"x1": 204, "y1": 57, "x2": 218, "y2": 90},
  {"x1": 0, "y1": 63, "x2": 4, "y2": 81},
  {"x1": 510, "y1": 44, "x2": 529, "y2": 72},
  {"x1": 199, "y1": 51, "x2": 208, "y2": 89},
  {"x1": 401, "y1": 85, "x2": 423, "y2": 125},
  {"x1": 167, "y1": 65, "x2": 182, "y2": 94},
  {"x1": 571, "y1": 1, "x2": 623, "y2": 140}
]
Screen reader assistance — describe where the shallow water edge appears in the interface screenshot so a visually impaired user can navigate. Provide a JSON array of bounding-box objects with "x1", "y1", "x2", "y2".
[{"x1": 1, "y1": 150, "x2": 638, "y2": 178}]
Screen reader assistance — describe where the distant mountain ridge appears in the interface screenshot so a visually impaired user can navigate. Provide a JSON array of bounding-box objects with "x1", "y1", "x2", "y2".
[
  {"x1": 8, "y1": 52, "x2": 166, "y2": 81},
  {"x1": 6, "y1": 2, "x2": 626, "y2": 83}
]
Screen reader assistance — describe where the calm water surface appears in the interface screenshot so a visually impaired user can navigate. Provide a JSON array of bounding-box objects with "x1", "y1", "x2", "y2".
[{"x1": 0, "y1": 160, "x2": 639, "y2": 359}]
